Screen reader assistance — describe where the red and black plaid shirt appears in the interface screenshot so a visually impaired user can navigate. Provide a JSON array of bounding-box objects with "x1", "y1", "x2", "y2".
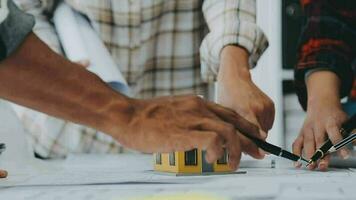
[{"x1": 295, "y1": 0, "x2": 356, "y2": 110}]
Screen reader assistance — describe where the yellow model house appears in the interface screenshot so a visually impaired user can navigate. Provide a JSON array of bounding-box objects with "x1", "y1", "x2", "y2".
[{"x1": 154, "y1": 148, "x2": 232, "y2": 175}]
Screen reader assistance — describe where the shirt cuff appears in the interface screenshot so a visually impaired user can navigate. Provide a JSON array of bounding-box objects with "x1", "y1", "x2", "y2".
[
  {"x1": 294, "y1": 52, "x2": 354, "y2": 110},
  {"x1": 0, "y1": 0, "x2": 35, "y2": 61},
  {"x1": 200, "y1": 21, "x2": 269, "y2": 82},
  {"x1": 304, "y1": 68, "x2": 330, "y2": 82}
]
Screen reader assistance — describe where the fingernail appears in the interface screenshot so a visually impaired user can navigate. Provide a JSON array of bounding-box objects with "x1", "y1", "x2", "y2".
[
  {"x1": 340, "y1": 149, "x2": 350, "y2": 160},
  {"x1": 0, "y1": 170, "x2": 8, "y2": 178},
  {"x1": 294, "y1": 162, "x2": 302, "y2": 168},
  {"x1": 318, "y1": 161, "x2": 327, "y2": 170},
  {"x1": 259, "y1": 130, "x2": 267, "y2": 138},
  {"x1": 258, "y1": 148, "x2": 266, "y2": 156},
  {"x1": 307, "y1": 163, "x2": 315, "y2": 170}
]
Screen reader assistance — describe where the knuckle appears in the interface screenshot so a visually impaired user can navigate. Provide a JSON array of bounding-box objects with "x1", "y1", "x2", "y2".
[
  {"x1": 304, "y1": 133, "x2": 314, "y2": 141},
  {"x1": 184, "y1": 96, "x2": 203, "y2": 108},
  {"x1": 292, "y1": 139, "x2": 301, "y2": 149},
  {"x1": 329, "y1": 131, "x2": 342, "y2": 140},
  {"x1": 252, "y1": 104, "x2": 264, "y2": 113},
  {"x1": 301, "y1": 127, "x2": 313, "y2": 138},
  {"x1": 249, "y1": 125, "x2": 260, "y2": 136},
  {"x1": 315, "y1": 134, "x2": 325, "y2": 142},
  {"x1": 212, "y1": 134, "x2": 221, "y2": 145},
  {"x1": 207, "y1": 132, "x2": 219, "y2": 144},
  {"x1": 325, "y1": 121, "x2": 337, "y2": 130},
  {"x1": 292, "y1": 142, "x2": 297, "y2": 149},
  {"x1": 269, "y1": 101, "x2": 275, "y2": 111},
  {"x1": 292, "y1": 140, "x2": 297, "y2": 147},
  {"x1": 303, "y1": 123, "x2": 313, "y2": 131}
]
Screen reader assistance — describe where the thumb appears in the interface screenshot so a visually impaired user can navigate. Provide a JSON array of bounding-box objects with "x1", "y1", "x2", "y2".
[{"x1": 245, "y1": 114, "x2": 267, "y2": 140}]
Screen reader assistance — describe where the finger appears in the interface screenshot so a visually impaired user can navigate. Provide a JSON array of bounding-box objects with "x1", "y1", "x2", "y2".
[
  {"x1": 338, "y1": 147, "x2": 351, "y2": 160},
  {"x1": 318, "y1": 155, "x2": 330, "y2": 171},
  {"x1": 292, "y1": 135, "x2": 304, "y2": 168},
  {"x1": 256, "y1": 111, "x2": 269, "y2": 133},
  {"x1": 0, "y1": 169, "x2": 8, "y2": 178},
  {"x1": 228, "y1": 134, "x2": 241, "y2": 171},
  {"x1": 314, "y1": 125, "x2": 327, "y2": 152},
  {"x1": 192, "y1": 118, "x2": 241, "y2": 167},
  {"x1": 164, "y1": 130, "x2": 220, "y2": 152},
  {"x1": 75, "y1": 60, "x2": 90, "y2": 68},
  {"x1": 325, "y1": 121, "x2": 343, "y2": 145},
  {"x1": 257, "y1": 117, "x2": 268, "y2": 133},
  {"x1": 257, "y1": 94, "x2": 275, "y2": 132},
  {"x1": 239, "y1": 133, "x2": 265, "y2": 159},
  {"x1": 245, "y1": 115, "x2": 267, "y2": 140},
  {"x1": 267, "y1": 102, "x2": 275, "y2": 131},
  {"x1": 199, "y1": 114, "x2": 265, "y2": 162},
  {"x1": 325, "y1": 121, "x2": 350, "y2": 159},
  {"x1": 303, "y1": 128, "x2": 317, "y2": 170},
  {"x1": 205, "y1": 134, "x2": 225, "y2": 164},
  {"x1": 205, "y1": 101, "x2": 263, "y2": 139},
  {"x1": 192, "y1": 118, "x2": 235, "y2": 142},
  {"x1": 313, "y1": 125, "x2": 334, "y2": 170}
]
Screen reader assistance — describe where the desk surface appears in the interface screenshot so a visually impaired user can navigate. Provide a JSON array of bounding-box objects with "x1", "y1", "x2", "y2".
[{"x1": 1, "y1": 154, "x2": 355, "y2": 200}]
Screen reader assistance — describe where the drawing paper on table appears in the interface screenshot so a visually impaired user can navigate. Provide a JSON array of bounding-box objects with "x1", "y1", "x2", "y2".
[
  {"x1": 276, "y1": 182, "x2": 355, "y2": 200},
  {"x1": 0, "y1": 101, "x2": 53, "y2": 174},
  {"x1": 1, "y1": 154, "x2": 356, "y2": 200}
]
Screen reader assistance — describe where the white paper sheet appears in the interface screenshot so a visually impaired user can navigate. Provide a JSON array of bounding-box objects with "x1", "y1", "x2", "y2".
[
  {"x1": 0, "y1": 100, "x2": 59, "y2": 188},
  {"x1": 2, "y1": 153, "x2": 356, "y2": 200},
  {"x1": 53, "y1": 3, "x2": 130, "y2": 95}
]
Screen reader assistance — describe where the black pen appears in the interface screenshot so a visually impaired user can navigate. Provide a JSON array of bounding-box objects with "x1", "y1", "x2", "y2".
[
  {"x1": 240, "y1": 130, "x2": 309, "y2": 164},
  {"x1": 328, "y1": 133, "x2": 356, "y2": 154},
  {"x1": 307, "y1": 114, "x2": 356, "y2": 166}
]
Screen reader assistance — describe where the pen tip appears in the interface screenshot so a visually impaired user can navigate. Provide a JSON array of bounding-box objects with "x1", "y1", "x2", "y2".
[
  {"x1": 305, "y1": 160, "x2": 313, "y2": 167},
  {"x1": 298, "y1": 156, "x2": 310, "y2": 164}
]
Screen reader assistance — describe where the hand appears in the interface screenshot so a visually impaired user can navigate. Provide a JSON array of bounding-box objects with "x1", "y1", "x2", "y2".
[
  {"x1": 217, "y1": 46, "x2": 275, "y2": 158},
  {"x1": 115, "y1": 95, "x2": 264, "y2": 170},
  {"x1": 293, "y1": 101, "x2": 349, "y2": 170},
  {"x1": 292, "y1": 71, "x2": 350, "y2": 171}
]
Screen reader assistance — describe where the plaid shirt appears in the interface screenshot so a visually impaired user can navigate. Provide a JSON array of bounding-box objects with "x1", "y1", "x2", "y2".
[
  {"x1": 12, "y1": 0, "x2": 268, "y2": 158},
  {"x1": 295, "y1": 0, "x2": 356, "y2": 110}
]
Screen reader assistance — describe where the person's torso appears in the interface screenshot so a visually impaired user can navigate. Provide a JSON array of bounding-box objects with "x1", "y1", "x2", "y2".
[{"x1": 66, "y1": 0, "x2": 209, "y2": 98}]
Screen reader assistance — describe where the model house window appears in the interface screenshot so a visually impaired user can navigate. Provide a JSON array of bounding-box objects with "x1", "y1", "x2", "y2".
[
  {"x1": 156, "y1": 153, "x2": 162, "y2": 165},
  {"x1": 169, "y1": 152, "x2": 175, "y2": 166},
  {"x1": 217, "y1": 148, "x2": 228, "y2": 164},
  {"x1": 185, "y1": 149, "x2": 197, "y2": 166}
]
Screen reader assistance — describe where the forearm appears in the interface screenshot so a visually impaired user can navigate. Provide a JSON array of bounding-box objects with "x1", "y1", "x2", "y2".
[
  {"x1": 200, "y1": 0, "x2": 268, "y2": 82},
  {"x1": 217, "y1": 45, "x2": 275, "y2": 133},
  {"x1": 295, "y1": 1, "x2": 355, "y2": 110},
  {"x1": 306, "y1": 71, "x2": 342, "y2": 108},
  {"x1": 0, "y1": 33, "x2": 133, "y2": 137},
  {"x1": 218, "y1": 45, "x2": 251, "y2": 82}
]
